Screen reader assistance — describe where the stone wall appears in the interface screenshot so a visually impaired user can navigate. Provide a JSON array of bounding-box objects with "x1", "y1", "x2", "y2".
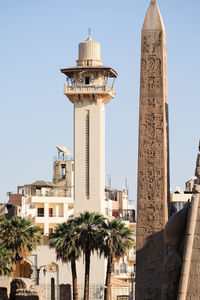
[{"x1": 0, "y1": 278, "x2": 44, "y2": 300}]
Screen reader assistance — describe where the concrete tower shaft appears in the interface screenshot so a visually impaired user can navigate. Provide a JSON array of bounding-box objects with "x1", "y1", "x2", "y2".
[
  {"x1": 61, "y1": 35, "x2": 117, "y2": 285},
  {"x1": 61, "y1": 35, "x2": 117, "y2": 215}
]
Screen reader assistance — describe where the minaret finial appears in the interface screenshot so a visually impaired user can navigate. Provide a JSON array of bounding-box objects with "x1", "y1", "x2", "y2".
[
  {"x1": 88, "y1": 28, "x2": 91, "y2": 39},
  {"x1": 195, "y1": 140, "x2": 200, "y2": 179}
]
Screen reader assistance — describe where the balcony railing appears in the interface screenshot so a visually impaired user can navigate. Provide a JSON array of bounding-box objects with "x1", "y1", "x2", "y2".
[
  {"x1": 49, "y1": 214, "x2": 64, "y2": 218},
  {"x1": 64, "y1": 84, "x2": 114, "y2": 94},
  {"x1": 37, "y1": 214, "x2": 64, "y2": 218},
  {"x1": 31, "y1": 189, "x2": 72, "y2": 197}
]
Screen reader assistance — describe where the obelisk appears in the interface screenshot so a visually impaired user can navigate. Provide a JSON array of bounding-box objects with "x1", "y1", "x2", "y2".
[{"x1": 136, "y1": 1, "x2": 170, "y2": 299}]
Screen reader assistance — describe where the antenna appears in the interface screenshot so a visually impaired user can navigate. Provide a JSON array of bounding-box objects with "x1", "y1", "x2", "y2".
[
  {"x1": 125, "y1": 178, "x2": 128, "y2": 192},
  {"x1": 6, "y1": 191, "x2": 13, "y2": 201},
  {"x1": 108, "y1": 175, "x2": 111, "y2": 188}
]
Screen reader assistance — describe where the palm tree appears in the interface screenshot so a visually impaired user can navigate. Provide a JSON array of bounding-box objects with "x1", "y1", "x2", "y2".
[
  {"x1": 49, "y1": 219, "x2": 81, "y2": 300},
  {"x1": 0, "y1": 217, "x2": 42, "y2": 272},
  {"x1": 0, "y1": 241, "x2": 13, "y2": 276},
  {"x1": 0, "y1": 215, "x2": 6, "y2": 225},
  {"x1": 100, "y1": 218, "x2": 133, "y2": 300},
  {"x1": 76, "y1": 212, "x2": 105, "y2": 300}
]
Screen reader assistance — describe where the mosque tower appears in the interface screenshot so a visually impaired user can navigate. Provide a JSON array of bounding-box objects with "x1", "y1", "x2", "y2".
[{"x1": 61, "y1": 32, "x2": 117, "y2": 215}]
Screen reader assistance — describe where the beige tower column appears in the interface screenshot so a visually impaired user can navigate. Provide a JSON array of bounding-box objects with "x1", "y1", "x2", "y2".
[
  {"x1": 61, "y1": 36, "x2": 117, "y2": 215},
  {"x1": 61, "y1": 34, "x2": 117, "y2": 284},
  {"x1": 136, "y1": 1, "x2": 170, "y2": 299}
]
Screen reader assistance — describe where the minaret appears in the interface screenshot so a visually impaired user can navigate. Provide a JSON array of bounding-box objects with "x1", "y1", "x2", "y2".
[
  {"x1": 61, "y1": 34, "x2": 117, "y2": 215},
  {"x1": 136, "y1": 1, "x2": 169, "y2": 299}
]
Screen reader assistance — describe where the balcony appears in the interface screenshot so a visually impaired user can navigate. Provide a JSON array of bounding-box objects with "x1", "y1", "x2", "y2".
[
  {"x1": 64, "y1": 84, "x2": 115, "y2": 96},
  {"x1": 112, "y1": 209, "x2": 136, "y2": 223}
]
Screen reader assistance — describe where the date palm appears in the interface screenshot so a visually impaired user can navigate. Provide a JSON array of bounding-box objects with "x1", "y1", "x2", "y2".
[
  {"x1": 0, "y1": 217, "x2": 42, "y2": 269},
  {"x1": 76, "y1": 212, "x2": 105, "y2": 300},
  {"x1": 0, "y1": 241, "x2": 13, "y2": 276},
  {"x1": 100, "y1": 218, "x2": 133, "y2": 300},
  {"x1": 49, "y1": 219, "x2": 81, "y2": 300},
  {"x1": 0, "y1": 215, "x2": 6, "y2": 230}
]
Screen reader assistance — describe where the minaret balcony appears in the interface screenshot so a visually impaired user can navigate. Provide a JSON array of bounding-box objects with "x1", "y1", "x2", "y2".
[{"x1": 64, "y1": 84, "x2": 115, "y2": 97}]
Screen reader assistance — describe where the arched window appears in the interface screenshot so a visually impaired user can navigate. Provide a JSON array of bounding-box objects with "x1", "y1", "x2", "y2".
[{"x1": 120, "y1": 263, "x2": 127, "y2": 273}]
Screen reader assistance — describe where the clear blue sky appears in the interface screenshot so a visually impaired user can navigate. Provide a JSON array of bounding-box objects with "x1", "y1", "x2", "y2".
[{"x1": 1, "y1": 0, "x2": 200, "y2": 204}]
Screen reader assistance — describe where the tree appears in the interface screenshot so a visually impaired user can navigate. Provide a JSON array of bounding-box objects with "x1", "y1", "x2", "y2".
[
  {"x1": 49, "y1": 219, "x2": 81, "y2": 300},
  {"x1": 0, "y1": 217, "x2": 42, "y2": 272},
  {"x1": 0, "y1": 241, "x2": 13, "y2": 276},
  {"x1": 0, "y1": 215, "x2": 6, "y2": 225},
  {"x1": 0, "y1": 215, "x2": 12, "y2": 275},
  {"x1": 100, "y1": 218, "x2": 133, "y2": 300},
  {"x1": 76, "y1": 212, "x2": 105, "y2": 300}
]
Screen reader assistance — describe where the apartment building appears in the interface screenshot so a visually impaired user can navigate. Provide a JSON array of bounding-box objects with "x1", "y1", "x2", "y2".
[{"x1": 10, "y1": 146, "x2": 74, "y2": 235}]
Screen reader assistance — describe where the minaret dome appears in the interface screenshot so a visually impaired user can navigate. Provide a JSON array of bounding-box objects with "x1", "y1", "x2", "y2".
[{"x1": 77, "y1": 33, "x2": 102, "y2": 67}]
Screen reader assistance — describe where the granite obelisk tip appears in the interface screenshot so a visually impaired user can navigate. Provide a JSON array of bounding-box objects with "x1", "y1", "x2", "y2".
[{"x1": 142, "y1": 0, "x2": 165, "y2": 31}]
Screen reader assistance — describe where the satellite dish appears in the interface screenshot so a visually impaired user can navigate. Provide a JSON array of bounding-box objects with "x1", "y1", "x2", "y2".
[{"x1": 56, "y1": 145, "x2": 71, "y2": 157}]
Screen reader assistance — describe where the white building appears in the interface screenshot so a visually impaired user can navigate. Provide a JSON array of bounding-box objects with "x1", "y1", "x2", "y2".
[
  {"x1": 170, "y1": 178, "x2": 197, "y2": 211},
  {"x1": 16, "y1": 147, "x2": 74, "y2": 235}
]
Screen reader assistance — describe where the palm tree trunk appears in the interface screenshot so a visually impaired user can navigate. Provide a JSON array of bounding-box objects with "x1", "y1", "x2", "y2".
[
  {"x1": 104, "y1": 256, "x2": 112, "y2": 300},
  {"x1": 71, "y1": 259, "x2": 78, "y2": 300},
  {"x1": 84, "y1": 249, "x2": 90, "y2": 300}
]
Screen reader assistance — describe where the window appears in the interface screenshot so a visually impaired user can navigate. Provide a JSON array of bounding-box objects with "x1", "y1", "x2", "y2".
[
  {"x1": 117, "y1": 297, "x2": 129, "y2": 300},
  {"x1": 68, "y1": 204, "x2": 73, "y2": 210},
  {"x1": 49, "y1": 228, "x2": 53, "y2": 235},
  {"x1": 85, "y1": 77, "x2": 90, "y2": 84},
  {"x1": 120, "y1": 263, "x2": 127, "y2": 273},
  {"x1": 61, "y1": 164, "x2": 66, "y2": 179},
  {"x1": 49, "y1": 208, "x2": 53, "y2": 217},
  {"x1": 37, "y1": 207, "x2": 44, "y2": 217}
]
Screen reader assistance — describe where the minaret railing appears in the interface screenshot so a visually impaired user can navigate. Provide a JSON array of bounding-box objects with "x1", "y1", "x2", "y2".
[{"x1": 64, "y1": 84, "x2": 114, "y2": 94}]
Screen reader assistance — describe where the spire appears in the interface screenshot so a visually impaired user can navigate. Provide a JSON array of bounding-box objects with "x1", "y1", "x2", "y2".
[
  {"x1": 87, "y1": 28, "x2": 92, "y2": 41},
  {"x1": 143, "y1": 0, "x2": 165, "y2": 31}
]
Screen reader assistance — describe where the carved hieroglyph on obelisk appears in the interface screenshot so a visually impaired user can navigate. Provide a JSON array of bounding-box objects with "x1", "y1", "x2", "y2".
[{"x1": 136, "y1": 1, "x2": 170, "y2": 299}]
